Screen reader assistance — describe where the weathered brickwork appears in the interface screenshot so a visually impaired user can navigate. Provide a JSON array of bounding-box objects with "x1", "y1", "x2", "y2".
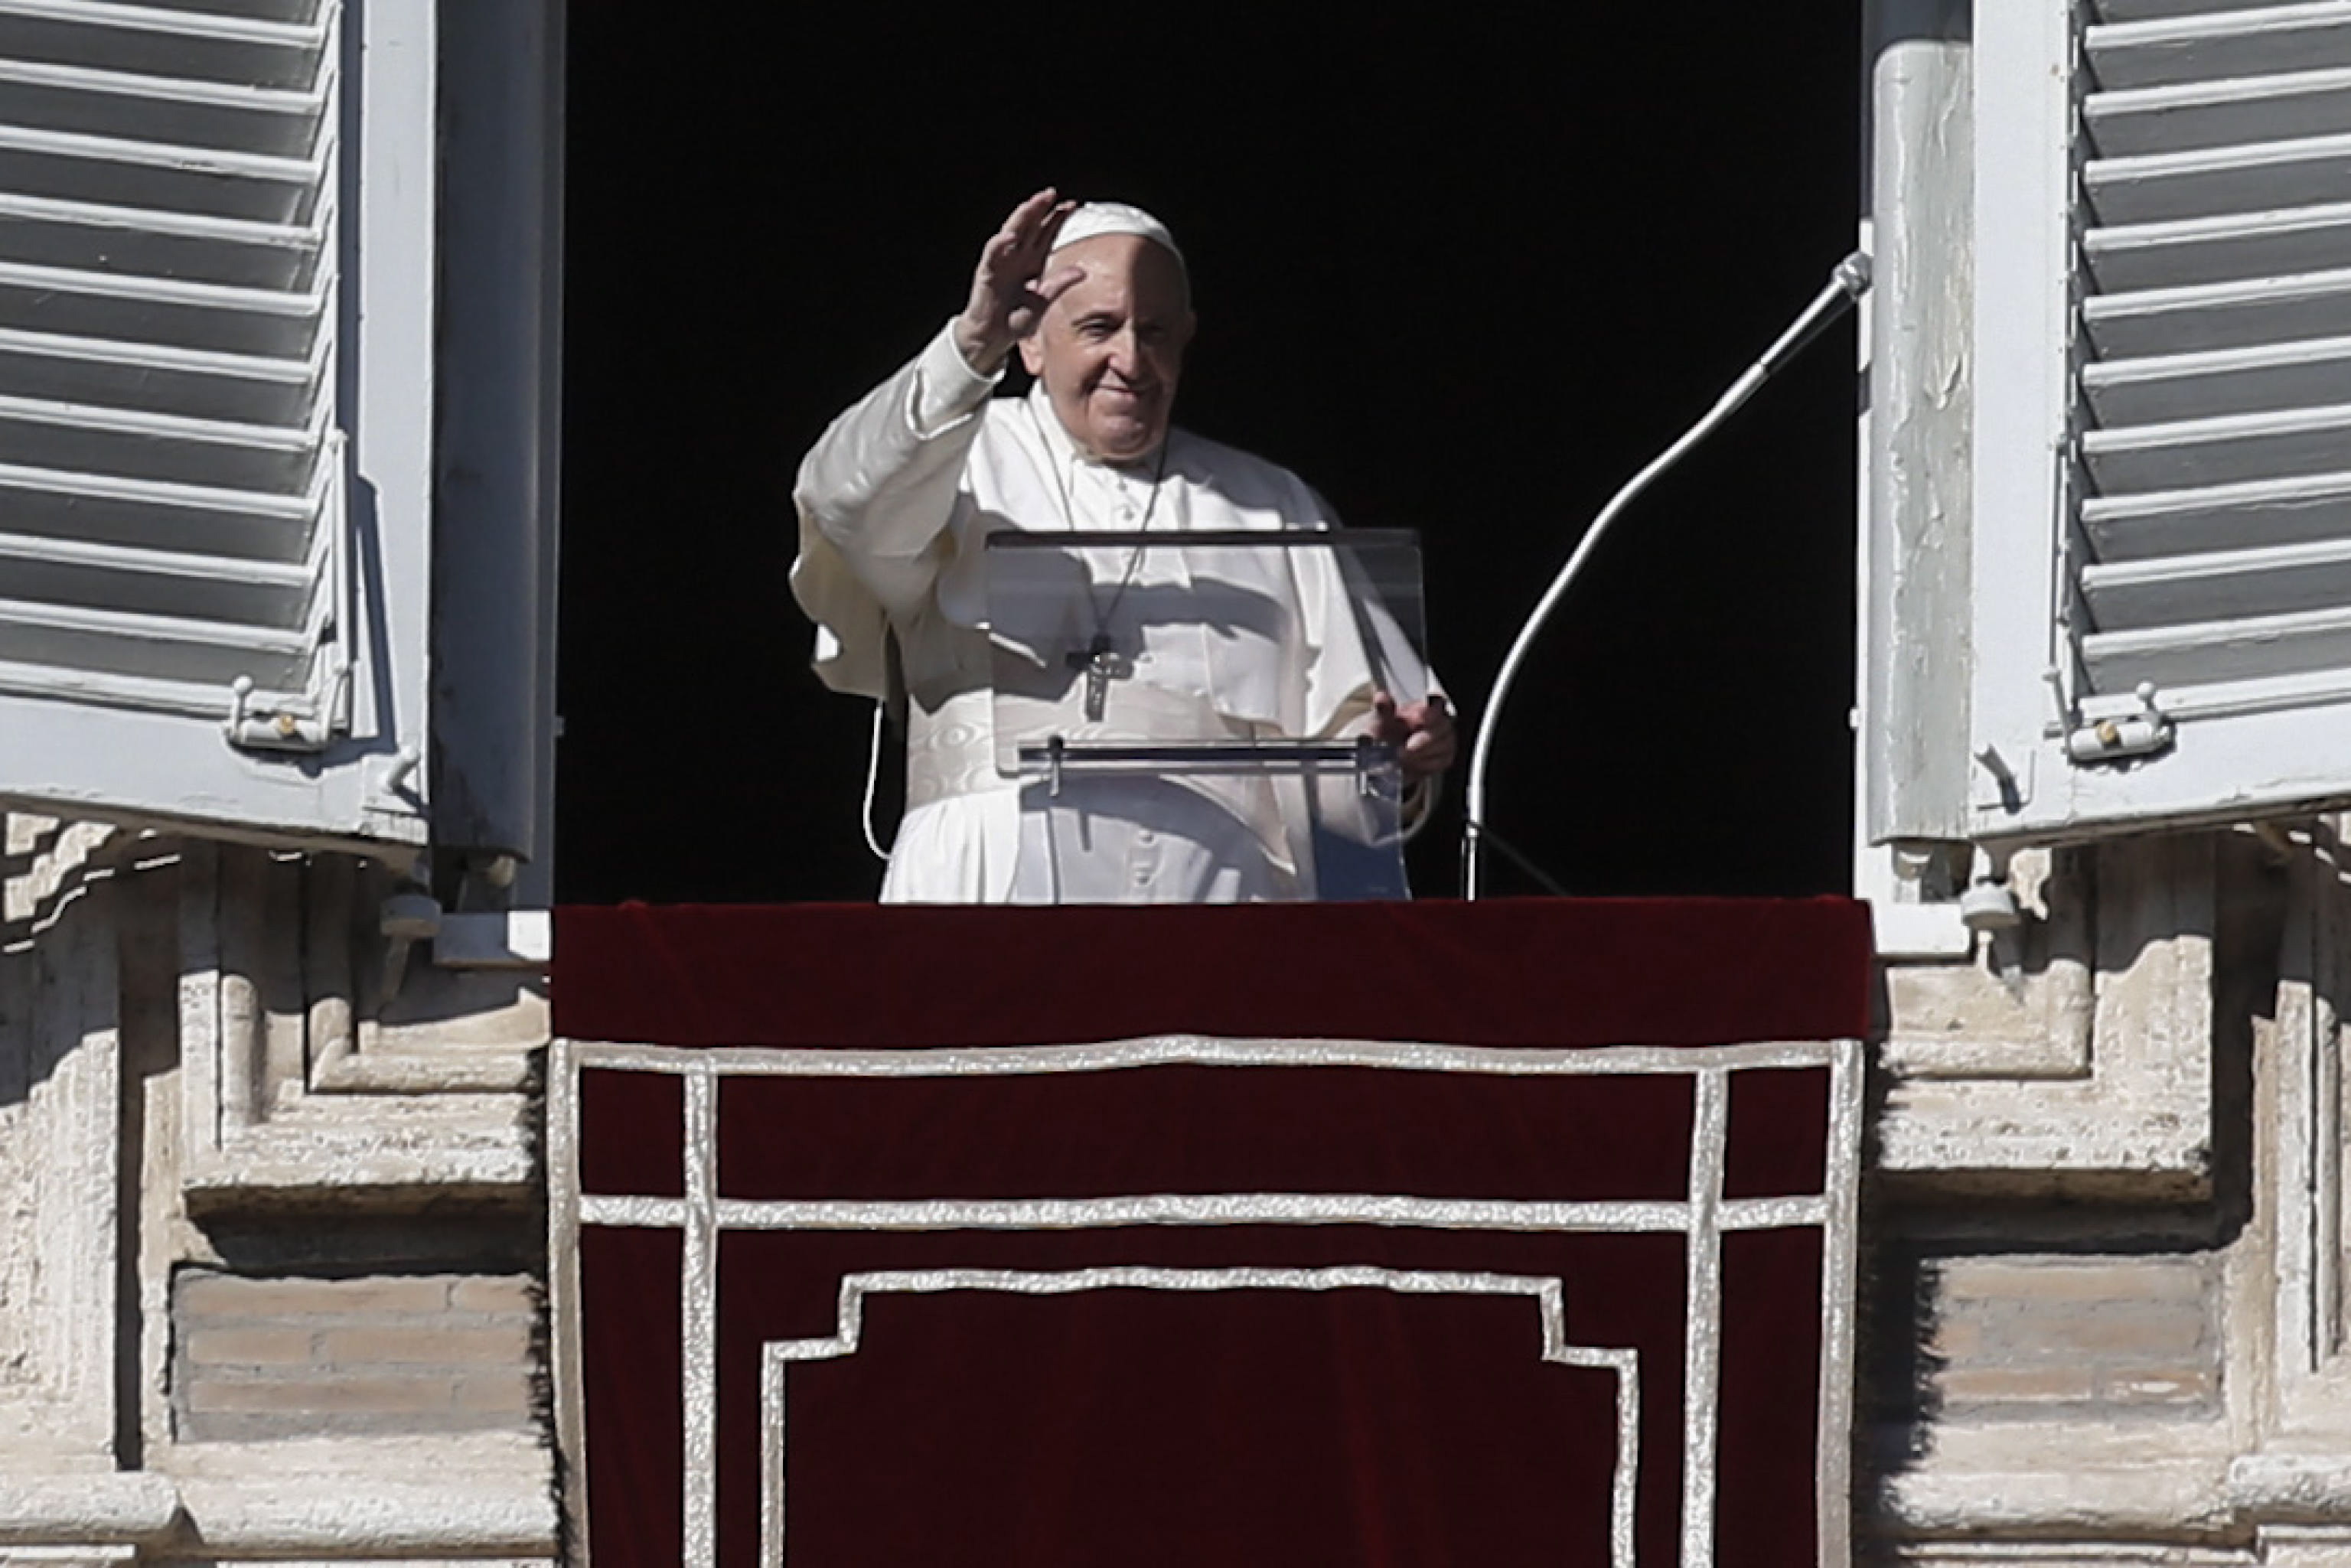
[
  {"x1": 172, "y1": 1270, "x2": 540, "y2": 1441},
  {"x1": 1921, "y1": 1255, "x2": 2221, "y2": 1420}
]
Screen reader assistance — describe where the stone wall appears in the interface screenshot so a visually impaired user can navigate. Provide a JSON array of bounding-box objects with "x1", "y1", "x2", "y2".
[
  {"x1": 1854, "y1": 827, "x2": 2351, "y2": 1564},
  {"x1": 1919, "y1": 1255, "x2": 2223, "y2": 1421},
  {"x1": 173, "y1": 1272, "x2": 538, "y2": 1442},
  {"x1": 0, "y1": 825, "x2": 554, "y2": 1564}
]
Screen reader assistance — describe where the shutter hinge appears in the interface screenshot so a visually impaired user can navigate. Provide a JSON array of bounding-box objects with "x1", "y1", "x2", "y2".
[{"x1": 2064, "y1": 683, "x2": 2173, "y2": 766}]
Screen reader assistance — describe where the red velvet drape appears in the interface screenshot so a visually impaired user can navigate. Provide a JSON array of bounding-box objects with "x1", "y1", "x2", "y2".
[{"x1": 559, "y1": 898, "x2": 1870, "y2": 1567}]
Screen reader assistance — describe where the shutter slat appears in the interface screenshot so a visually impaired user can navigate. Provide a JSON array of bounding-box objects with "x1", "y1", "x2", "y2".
[
  {"x1": 0, "y1": 392, "x2": 320, "y2": 489},
  {"x1": 2084, "y1": 202, "x2": 2351, "y2": 292},
  {"x1": 2085, "y1": 471, "x2": 2351, "y2": 560},
  {"x1": 2085, "y1": 266, "x2": 2351, "y2": 357},
  {"x1": 2086, "y1": 132, "x2": 2351, "y2": 225},
  {"x1": 0, "y1": 0, "x2": 321, "y2": 44},
  {"x1": 0, "y1": 2, "x2": 324, "y2": 89},
  {"x1": 0, "y1": 54, "x2": 323, "y2": 155},
  {"x1": 0, "y1": 526, "x2": 306, "y2": 621},
  {"x1": 0, "y1": 458, "x2": 310, "y2": 558},
  {"x1": 0, "y1": 191, "x2": 322, "y2": 289},
  {"x1": 2084, "y1": 334, "x2": 2351, "y2": 423},
  {"x1": 119, "y1": 1, "x2": 319, "y2": 27},
  {"x1": 2081, "y1": 533, "x2": 2351, "y2": 628},
  {"x1": 0, "y1": 259, "x2": 324, "y2": 355},
  {"x1": 2082, "y1": 600, "x2": 2351, "y2": 689},
  {"x1": 2087, "y1": 65, "x2": 2351, "y2": 155},
  {"x1": 0, "y1": 325, "x2": 314, "y2": 422},
  {"x1": 2075, "y1": 663, "x2": 2351, "y2": 723},
  {"x1": 0, "y1": 654, "x2": 265, "y2": 716},
  {"x1": 2087, "y1": 5, "x2": 2351, "y2": 92},
  {"x1": 2084, "y1": 399, "x2": 2351, "y2": 489},
  {"x1": 0, "y1": 591, "x2": 308, "y2": 686},
  {"x1": 2094, "y1": 0, "x2": 2297, "y2": 23},
  {"x1": 0, "y1": 122, "x2": 321, "y2": 223}
]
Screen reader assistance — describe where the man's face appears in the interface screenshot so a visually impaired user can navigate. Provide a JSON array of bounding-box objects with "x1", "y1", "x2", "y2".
[{"x1": 1019, "y1": 233, "x2": 1195, "y2": 463}]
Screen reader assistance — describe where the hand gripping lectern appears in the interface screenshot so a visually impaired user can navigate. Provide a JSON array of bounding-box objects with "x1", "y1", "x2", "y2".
[{"x1": 985, "y1": 527, "x2": 1430, "y2": 904}]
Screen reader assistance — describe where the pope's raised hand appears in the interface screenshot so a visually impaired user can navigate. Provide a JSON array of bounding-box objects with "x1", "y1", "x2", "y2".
[{"x1": 952, "y1": 189, "x2": 1082, "y2": 376}]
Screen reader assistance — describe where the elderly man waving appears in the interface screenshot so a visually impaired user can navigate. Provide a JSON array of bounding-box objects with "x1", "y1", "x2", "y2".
[{"x1": 793, "y1": 189, "x2": 1454, "y2": 903}]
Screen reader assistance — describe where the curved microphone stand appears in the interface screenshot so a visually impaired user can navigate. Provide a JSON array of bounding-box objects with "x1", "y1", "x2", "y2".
[{"x1": 1461, "y1": 253, "x2": 1873, "y2": 900}]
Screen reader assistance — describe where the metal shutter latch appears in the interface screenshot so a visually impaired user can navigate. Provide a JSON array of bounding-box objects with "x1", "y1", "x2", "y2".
[{"x1": 2065, "y1": 682, "x2": 2173, "y2": 765}]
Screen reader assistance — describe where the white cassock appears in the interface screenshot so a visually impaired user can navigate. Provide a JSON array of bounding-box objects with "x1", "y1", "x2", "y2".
[{"x1": 792, "y1": 323, "x2": 1424, "y2": 903}]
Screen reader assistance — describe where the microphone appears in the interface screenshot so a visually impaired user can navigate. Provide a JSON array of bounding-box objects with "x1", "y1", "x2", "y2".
[{"x1": 1460, "y1": 252, "x2": 1873, "y2": 901}]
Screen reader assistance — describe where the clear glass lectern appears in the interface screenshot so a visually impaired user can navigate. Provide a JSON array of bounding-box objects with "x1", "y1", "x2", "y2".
[{"x1": 985, "y1": 528, "x2": 1428, "y2": 905}]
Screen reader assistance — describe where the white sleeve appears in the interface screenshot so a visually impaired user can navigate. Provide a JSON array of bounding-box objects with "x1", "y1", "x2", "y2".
[{"x1": 788, "y1": 323, "x2": 1001, "y2": 698}]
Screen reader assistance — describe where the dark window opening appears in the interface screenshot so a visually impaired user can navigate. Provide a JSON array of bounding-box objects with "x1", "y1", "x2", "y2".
[{"x1": 556, "y1": 8, "x2": 1861, "y2": 905}]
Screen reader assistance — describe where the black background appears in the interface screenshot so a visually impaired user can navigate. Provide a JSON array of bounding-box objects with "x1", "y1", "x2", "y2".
[{"x1": 556, "y1": 8, "x2": 1862, "y2": 904}]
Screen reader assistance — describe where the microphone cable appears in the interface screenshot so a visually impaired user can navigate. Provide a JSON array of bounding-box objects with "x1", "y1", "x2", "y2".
[
  {"x1": 861, "y1": 701, "x2": 893, "y2": 862},
  {"x1": 1461, "y1": 252, "x2": 1872, "y2": 900}
]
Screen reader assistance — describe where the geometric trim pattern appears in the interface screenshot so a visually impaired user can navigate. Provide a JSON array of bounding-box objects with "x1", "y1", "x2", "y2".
[
  {"x1": 761, "y1": 1266, "x2": 1641, "y2": 1568},
  {"x1": 550, "y1": 1033, "x2": 1864, "y2": 1568}
]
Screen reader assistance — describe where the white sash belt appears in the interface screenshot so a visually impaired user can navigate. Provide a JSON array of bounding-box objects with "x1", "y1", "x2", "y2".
[{"x1": 903, "y1": 688, "x2": 1013, "y2": 809}]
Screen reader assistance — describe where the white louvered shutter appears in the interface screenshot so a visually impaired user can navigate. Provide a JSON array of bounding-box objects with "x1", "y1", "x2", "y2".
[
  {"x1": 0, "y1": 0, "x2": 435, "y2": 849},
  {"x1": 1969, "y1": 0, "x2": 2351, "y2": 839}
]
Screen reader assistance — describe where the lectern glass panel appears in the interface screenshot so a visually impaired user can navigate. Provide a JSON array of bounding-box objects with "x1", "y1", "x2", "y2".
[{"x1": 984, "y1": 529, "x2": 1427, "y2": 904}]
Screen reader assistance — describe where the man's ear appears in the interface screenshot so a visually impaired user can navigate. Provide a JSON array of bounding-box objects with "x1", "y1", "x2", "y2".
[{"x1": 1018, "y1": 333, "x2": 1045, "y2": 375}]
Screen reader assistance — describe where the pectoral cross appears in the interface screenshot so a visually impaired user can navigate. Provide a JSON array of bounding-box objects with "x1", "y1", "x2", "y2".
[{"x1": 1066, "y1": 633, "x2": 1133, "y2": 722}]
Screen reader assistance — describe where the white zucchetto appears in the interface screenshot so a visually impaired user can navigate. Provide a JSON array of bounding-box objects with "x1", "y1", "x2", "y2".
[{"x1": 1050, "y1": 200, "x2": 1185, "y2": 272}]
